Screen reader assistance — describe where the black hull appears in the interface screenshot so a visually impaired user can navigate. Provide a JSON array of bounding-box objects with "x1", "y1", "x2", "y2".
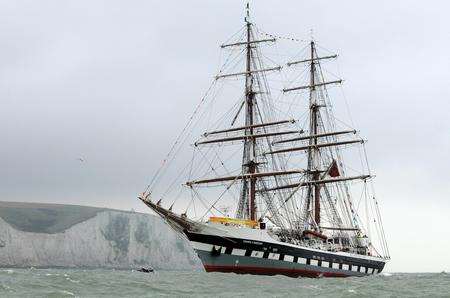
[
  {"x1": 186, "y1": 230, "x2": 386, "y2": 278},
  {"x1": 139, "y1": 198, "x2": 387, "y2": 278}
]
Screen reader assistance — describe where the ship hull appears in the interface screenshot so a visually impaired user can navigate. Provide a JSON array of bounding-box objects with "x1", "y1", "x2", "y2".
[
  {"x1": 198, "y1": 251, "x2": 352, "y2": 277},
  {"x1": 139, "y1": 198, "x2": 387, "y2": 278},
  {"x1": 186, "y1": 230, "x2": 386, "y2": 278}
]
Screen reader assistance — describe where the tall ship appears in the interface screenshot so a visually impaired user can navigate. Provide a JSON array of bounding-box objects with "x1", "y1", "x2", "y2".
[{"x1": 139, "y1": 4, "x2": 390, "y2": 277}]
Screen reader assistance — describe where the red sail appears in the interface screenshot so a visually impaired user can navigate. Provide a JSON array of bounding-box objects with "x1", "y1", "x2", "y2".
[{"x1": 328, "y1": 160, "x2": 340, "y2": 177}]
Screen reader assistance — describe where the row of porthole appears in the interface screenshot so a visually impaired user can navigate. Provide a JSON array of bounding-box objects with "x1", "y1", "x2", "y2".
[
  {"x1": 309, "y1": 259, "x2": 379, "y2": 274},
  {"x1": 229, "y1": 249, "x2": 379, "y2": 274}
]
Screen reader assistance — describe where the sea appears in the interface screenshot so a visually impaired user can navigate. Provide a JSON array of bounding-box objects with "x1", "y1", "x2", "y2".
[{"x1": 0, "y1": 269, "x2": 449, "y2": 297}]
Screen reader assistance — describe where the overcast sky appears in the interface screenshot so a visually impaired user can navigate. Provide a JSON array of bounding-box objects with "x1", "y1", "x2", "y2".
[{"x1": 1, "y1": 0, "x2": 449, "y2": 273}]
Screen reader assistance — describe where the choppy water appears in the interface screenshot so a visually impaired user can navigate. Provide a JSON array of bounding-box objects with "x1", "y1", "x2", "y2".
[{"x1": 0, "y1": 268, "x2": 449, "y2": 297}]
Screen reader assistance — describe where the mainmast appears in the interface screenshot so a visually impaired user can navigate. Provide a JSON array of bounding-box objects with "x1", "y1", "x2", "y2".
[
  {"x1": 278, "y1": 40, "x2": 352, "y2": 231},
  {"x1": 242, "y1": 3, "x2": 257, "y2": 221},
  {"x1": 308, "y1": 41, "x2": 321, "y2": 227}
]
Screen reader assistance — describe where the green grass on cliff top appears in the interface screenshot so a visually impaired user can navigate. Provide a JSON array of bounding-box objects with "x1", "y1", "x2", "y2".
[{"x1": 0, "y1": 201, "x2": 111, "y2": 234}]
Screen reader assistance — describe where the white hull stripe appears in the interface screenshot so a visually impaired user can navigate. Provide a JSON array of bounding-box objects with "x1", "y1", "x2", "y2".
[{"x1": 191, "y1": 241, "x2": 214, "y2": 252}]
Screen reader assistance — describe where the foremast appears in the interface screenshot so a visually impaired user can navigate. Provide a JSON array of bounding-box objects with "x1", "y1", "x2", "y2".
[
  {"x1": 185, "y1": 4, "x2": 298, "y2": 225},
  {"x1": 239, "y1": 5, "x2": 257, "y2": 221}
]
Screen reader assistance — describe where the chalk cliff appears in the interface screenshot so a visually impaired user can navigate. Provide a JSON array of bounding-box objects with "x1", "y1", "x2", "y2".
[{"x1": 0, "y1": 202, "x2": 201, "y2": 269}]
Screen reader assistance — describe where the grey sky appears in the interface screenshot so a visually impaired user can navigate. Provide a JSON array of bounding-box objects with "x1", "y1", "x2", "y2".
[{"x1": 1, "y1": 0, "x2": 449, "y2": 273}]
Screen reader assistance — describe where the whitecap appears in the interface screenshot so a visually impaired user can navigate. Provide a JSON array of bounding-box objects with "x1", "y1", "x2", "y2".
[
  {"x1": 59, "y1": 290, "x2": 75, "y2": 296},
  {"x1": 302, "y1": 285, "x2": 321, "y2": 290},
  {"x1": 66, "y1": 277, "x2": 80, "y2": 283}
]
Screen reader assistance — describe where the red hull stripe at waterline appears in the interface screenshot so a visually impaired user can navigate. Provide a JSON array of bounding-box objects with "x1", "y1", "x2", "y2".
[{"x1": 204, "y1": 264, "x2": 349, "y2": 278}]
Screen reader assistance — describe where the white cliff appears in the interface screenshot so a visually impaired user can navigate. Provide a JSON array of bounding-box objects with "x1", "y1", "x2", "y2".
[{"x1": 0, "y1": 206, "x2": 201, "y2": 269}]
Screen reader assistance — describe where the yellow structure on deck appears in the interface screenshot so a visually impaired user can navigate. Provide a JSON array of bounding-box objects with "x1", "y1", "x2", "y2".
[{"x1": 209, "y1": 217, "x2": 258, "y2": 228}]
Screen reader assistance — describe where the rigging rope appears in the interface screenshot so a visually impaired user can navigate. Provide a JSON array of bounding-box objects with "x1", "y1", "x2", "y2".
[
  {"x1": 255, "y1": 26, "x2": 306, "y2": 43},
  {"x1": 144, "y1": 79, "x2": 217, "y2": 195}
]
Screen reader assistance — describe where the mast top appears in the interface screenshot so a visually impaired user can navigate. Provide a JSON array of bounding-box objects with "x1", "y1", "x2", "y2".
[
  {"x1": 309, "y1": 29, "x2": 315, "y2": 42},
  {"x1": 245, "y1": 2, "x2": 251, "y2": 24}
]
